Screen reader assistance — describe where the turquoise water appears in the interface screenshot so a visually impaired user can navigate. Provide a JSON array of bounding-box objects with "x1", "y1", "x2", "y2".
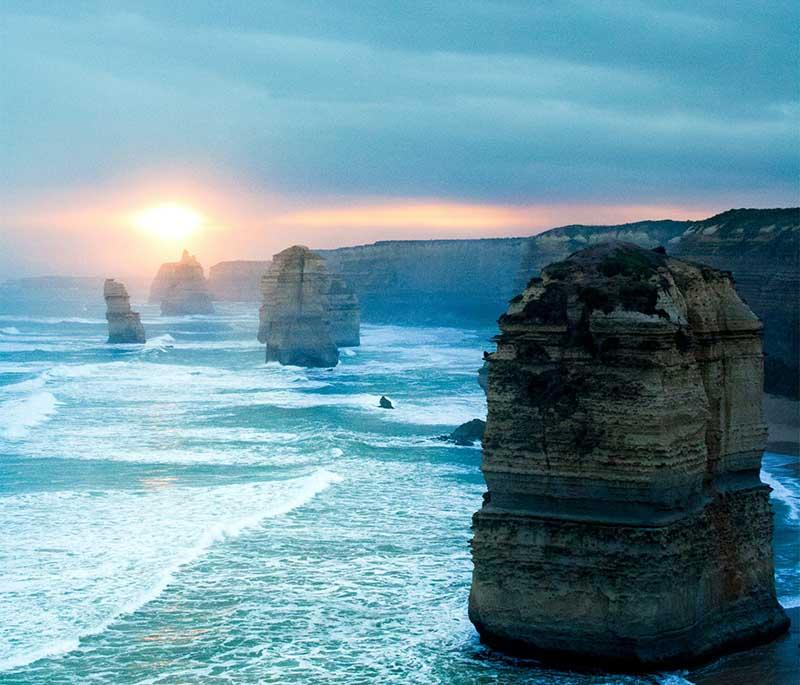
[{"x1": 0, "y1": 300, "x2": 797, "y2": 684}]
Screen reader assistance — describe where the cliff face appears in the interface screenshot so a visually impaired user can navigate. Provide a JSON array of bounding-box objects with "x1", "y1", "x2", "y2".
[
  {"x1": 104, "y1": 279, "x2": 145, "y2": 343},
  {"x1": 319, "y1": 238, "x2": 529, "y2": 324},
  {"x1": 257, "y1": 246, "x2": 339, "y2": 367},
  {"x1": 327, "y1": 275, "x2": 360, "y2": 347},
  {"x1": 514, "y1": 219, "x2": 689, "y2": 291},
  {"x1": 149, "y1": 250, "x2": 215, "y2": 315},
  {"x1": 207, "y1": 260, "x2": 271, "y2": 301},
  {"x1": 469, "y1": 242, "x2": 788, "y2": 668},
  {"x1": 671, "y1": 208, "x2": 799, "y2": 398}
]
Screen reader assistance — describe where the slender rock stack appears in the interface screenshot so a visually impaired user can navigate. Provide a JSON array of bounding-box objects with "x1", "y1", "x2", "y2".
[
  {"x1": 469, "y1": 242, "x2": 788, "y2": 668},
  {"x1": 327, "y1": 275, "x2": 360, "y2": 347},
  {"x1": 149, "y1": 250, "x2": 214, "y2": 315},
  {"x1": 104, "y1": 279, "x2": 145, "y2": 343},
  {"x1": 257, "y1": 246, "x2": 339, "y2": 367}
]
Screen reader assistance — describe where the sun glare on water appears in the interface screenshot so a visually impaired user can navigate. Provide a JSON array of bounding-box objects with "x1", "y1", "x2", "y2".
[{"x1": 133, "y1": 203, "x2": 205, "y2": 240}]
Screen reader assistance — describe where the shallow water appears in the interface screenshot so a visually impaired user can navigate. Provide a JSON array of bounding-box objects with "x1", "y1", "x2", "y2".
[{"x1": 0, "y1": 300, "x2": 797, "y2": 684}]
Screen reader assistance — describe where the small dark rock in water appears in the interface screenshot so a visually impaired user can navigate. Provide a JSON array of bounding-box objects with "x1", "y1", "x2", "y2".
[
  {"x1": 379, "y1": 395, "x2": 394, "y2": 409},
  {"x1": 440, "y1": 419, "x2": 486, "y2": 446}
]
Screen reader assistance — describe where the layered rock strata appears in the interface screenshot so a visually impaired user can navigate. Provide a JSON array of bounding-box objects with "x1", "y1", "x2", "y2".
[
  {"x1": 671, "y1": 208, "x2": 799, "y2": 398},
  {"x1": 257, "y1": 246, "x2": 339, "y2": 367},
  {"x1": 469, "y1": 242, "x2": 788, "y2": 668},
  {"x1": 149, "y1": 250, "x2": 214, "y2": 315},
  {"x1": 104, "y1": 279, "x2": 145, "y2": 343},
  {"x1": 327, "y1": 275, "x2": 360, "y2": 347}
]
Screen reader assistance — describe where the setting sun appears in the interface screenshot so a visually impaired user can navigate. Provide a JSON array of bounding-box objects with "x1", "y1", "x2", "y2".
[{"x1": 133, "y1": 203, "x2": 205, "y2": 240}]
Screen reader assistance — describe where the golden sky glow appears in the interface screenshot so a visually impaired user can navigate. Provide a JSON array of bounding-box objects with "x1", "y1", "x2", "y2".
[{"x1": 132, "y1": 203, "x2": 206, "y2": 241}]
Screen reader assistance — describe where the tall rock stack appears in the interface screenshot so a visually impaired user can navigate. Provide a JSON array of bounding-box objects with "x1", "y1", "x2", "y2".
[
  {"x1": 257, "y1": 246, "x2": 339, "y2": 367},
  {"x1": 104, "y1": 279, "x2": 145, "y2": 343},
  {"x1": 149, "y1": 250, "x2": 215, "y2": 315},
  {"x1": 469, "y1": 242, "x2": 788, "y2": 668},
  {"x1": 327, "y1": 275, "x2": 360, "y2": 347}
]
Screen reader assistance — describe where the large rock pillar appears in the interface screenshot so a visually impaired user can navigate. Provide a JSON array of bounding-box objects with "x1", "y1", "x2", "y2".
[{"x1": 469, "y1": 242, "x2": 788, "y2": 668}]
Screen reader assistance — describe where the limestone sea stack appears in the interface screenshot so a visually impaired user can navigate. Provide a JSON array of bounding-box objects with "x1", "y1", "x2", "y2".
[
  {"x1": 104, "y1": 279, "x2": 145, "y2": 343},
  {"x1": 257, "y1": 246, "x2": 339, "y2": 367},
  {"x1": 327, "y1": 275, "x2": 360, "y2": 347},
  {"x1": 469, "y1": 242, "x2": 789, "y2": 668},
  {"x1": 149, "y1": 250, "x2": 214, "y2": 315}
]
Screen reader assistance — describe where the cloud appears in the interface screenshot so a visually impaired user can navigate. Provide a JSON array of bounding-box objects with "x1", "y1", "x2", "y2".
[{"x1": 0, "y1": 2, "x2": 797, "y2": 276}]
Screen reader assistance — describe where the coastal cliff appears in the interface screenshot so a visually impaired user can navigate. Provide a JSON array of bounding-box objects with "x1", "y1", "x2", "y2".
[
  {"x1": 513, "y1": 219, "x2": 689, "y2": 291},
  {"x1": 327, "y1": 276, "x2": 360, "y2": 347},
  {"x1": 208, "y1": 260, "x2": 271, "y2": 301},
  {"x1": 149, "y1": 250, "x2": 214, "y2": 315},
  {"x1": 469, "y1": 242, "x2": 788, "y2": 668},
  {"x1": 318, "y1": 238, "x2": 529, "y2": 323},
  {"x1": 257, "y1": 246, "x2": 339, "y2": 367},
  {"x1": 103, "y1": 279, "x2": 145, "y2": 343},
  {"x1": 671, "y1": 208, "x2": 799, "y2": 398}
]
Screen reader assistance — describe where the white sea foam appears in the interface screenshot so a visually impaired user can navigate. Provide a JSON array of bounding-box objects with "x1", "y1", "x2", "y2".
[
  {"x1": 0, "y1": 390, "x2": 58, "y2": 439},
  {"x1": 0, "y1": 469, "x2": 342, "y2": 671},
  {"x1": 0, "y1": 315, "x2": 104, "y2": 325},
  {"x1": 0, "y1": 326, "x2": 21, "y2": 335},
  {"x1": 761, "y1": 467, "x2": 800, "y2": 521},
  {"x1": 142, "y1": 333, "x2": 175, "y2": 353}
]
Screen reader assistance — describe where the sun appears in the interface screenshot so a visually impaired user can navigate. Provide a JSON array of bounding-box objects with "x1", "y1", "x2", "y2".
[{"x1": 132, "y1": 203, "x2": 205, "y2": 240}]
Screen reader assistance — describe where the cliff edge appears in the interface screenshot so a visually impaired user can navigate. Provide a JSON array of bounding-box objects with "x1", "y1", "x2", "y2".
[
  {"x1": 469, "y1": 242, "x2": 788, "y2": 668},
  {"x1": 671, "y1": 208, "x2": 799, "y2": 398}
]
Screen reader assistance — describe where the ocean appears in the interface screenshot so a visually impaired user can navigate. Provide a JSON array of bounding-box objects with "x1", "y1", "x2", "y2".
[{"x1": 0, "y1": 299, "x2": 797, "y2": 684}]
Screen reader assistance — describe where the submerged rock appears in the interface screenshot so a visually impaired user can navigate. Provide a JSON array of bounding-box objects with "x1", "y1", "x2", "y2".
[
  {"x1": 150, "y1": 250, "x2": 214, "y2": 315},
  {"x1": 104, "y1": 279, "x2": 145, "y2": 343},
  {"x1": 379, "y1": 396, "x2": 393, "y2": 409},
  {"x1": 469, "y1": 241, "x2": 789, "y2": 668},
  {"x1": 439, "y1": 419, "x2": 485, "y2": 446},
  {"x1": 257, "y1": 246, "x2": 339, "y2": 367},
  {"x1": 327, "y1": 275, "x2": 360, "y2": 347}
]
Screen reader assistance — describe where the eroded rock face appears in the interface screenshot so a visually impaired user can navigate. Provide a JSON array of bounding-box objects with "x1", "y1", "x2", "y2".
[
  {"x1": 469, "y1": 242, "x2": 788, "y2": 668},
  {"x1": 327, "y1": 276, "x2": 360, "y2": 347},
  {"x1": 104, "y1": 279, "x2": 145, "y2": 343},
  {"x1": 257, "y1": 246, "x2": 339, "y2": 367},
  {"x1": 150, "y1": 250, "x2": 214, "y2": 315},
  {"x1": 671, "y1": 208, "x2": 799, "y2": 398}
]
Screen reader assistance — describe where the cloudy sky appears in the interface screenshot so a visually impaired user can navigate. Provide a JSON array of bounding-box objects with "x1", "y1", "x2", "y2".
[{"x1": 1, "y1": 1, "x2": 797, "y2": 278}]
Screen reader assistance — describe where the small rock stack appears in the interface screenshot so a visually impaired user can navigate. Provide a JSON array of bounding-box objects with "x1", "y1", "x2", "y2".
[
  {"x1": 258, "y1": 246, "x2": 340, "y2": 367},
  {"x1": 149, "y1": 250, "x2": 214, "y2": 315},
  {"x1": 469, "y1": 242, "x2": 788, "y2": 668},
  {"x1": 104, "y1": 279, "x2": 145, "y2": 343}
]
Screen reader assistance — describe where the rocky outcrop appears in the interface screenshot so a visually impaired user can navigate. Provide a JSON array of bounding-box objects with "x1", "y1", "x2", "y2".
[
  {"x1": 671, "y1": 208, "x2": 799, "y2": 398},
  {"x1": 207, "y1": 260, "x2": 271, "y2": 301},
  {"x1": 257, "y1": 246, "x2": 339, "y2": 367},
  {"x1": 469, "y1": 242, "x2": 788, "y2": 668},
  {"x1": 439, "y1": 419, "x2": 485, "y2": 446},
  {"x1": 104, "y1": 279, "x2": 145, "y2": 343},
  {"x1": 379, "y1": 396, "x2": 393, "y2": 409},
  {"x1": 327, "y1": 275, "x2": 360, "y2": 347},
  {"x1": 149, "y1": 250, "x2": 214, "y2": 315}
]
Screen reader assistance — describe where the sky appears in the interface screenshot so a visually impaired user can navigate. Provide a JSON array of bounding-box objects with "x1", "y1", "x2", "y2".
[{"x1": 1, "y1": 1, "x2": 798, "y2": 280}]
